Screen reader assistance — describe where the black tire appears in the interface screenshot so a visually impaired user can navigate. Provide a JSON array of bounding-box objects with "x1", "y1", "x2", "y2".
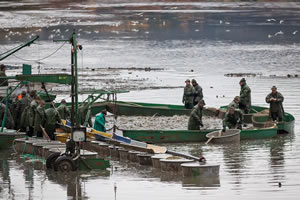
[
  {"x1": 53, "y1": 156, "x2": 77, "y2": 172},
  {"x1": 46, "y1": 152, "x2": 61, "y2": 169}
]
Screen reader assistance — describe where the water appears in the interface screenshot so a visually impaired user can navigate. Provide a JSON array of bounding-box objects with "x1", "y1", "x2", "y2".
[{"x1": 1, "y1": 1, "x2": 300, "y2": 199}]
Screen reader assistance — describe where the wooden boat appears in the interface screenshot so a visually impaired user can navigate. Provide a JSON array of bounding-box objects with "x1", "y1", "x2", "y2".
[
  {"x1": 206, "y1": 129, "x2": 240, "y2": 144},
  {"x1": 122, "y1": 125, "x2": 278, "y2": 144},
  {"x1": 0, "y1": 129, "x2": 26, "y2": 150}
]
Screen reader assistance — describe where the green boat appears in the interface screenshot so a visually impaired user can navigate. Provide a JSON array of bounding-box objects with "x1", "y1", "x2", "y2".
[
  {"x1": 122, "y1": 125, "x2": 278, "y2": 144},
  {"x1": 0, "y1": 130, "x2": 26, "y2": 150}
]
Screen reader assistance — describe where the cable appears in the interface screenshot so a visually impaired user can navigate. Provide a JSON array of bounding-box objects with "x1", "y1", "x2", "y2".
[{"x1": 1, "y1": 41, "x2": 67, "y2": 62}]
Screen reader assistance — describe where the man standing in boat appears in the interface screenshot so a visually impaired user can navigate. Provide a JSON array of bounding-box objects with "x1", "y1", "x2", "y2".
[
  {"x1": 222, "y1": 106, "x2": 243, "y2": 132},
  {"x1": 188, "y1": 99, "x2": 205, "y2": 130},
  {"x1": 45, "y1": 103, "x2": 61, "y2": 140},
  {"x1": 0, "y1": 64, "x2": 8, "y2": 87},
  {"x1": 15, "y1": 91, "x2": 31, "y2": 130},
  {"x1": 191, "y1": 79, "x2": 203, "y2": 106},
  {"x1": 182, "y1": 79, "x2": 195, "y2": 109},
  {"x1": 239, "y1": 78, "x2": 251, "y2": 114},
  {"x1": 28, "y1": 95, "x2": 41, "y2": 137},
  {"x1": 265, "y1": 86, "x2": 284, "y2": 122}
]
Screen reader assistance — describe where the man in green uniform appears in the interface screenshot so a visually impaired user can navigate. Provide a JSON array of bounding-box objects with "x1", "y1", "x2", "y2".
[
  {"x1": 15, "y1": 91, "x2": 31, "y2": 130},
  {"x1": 188, "y1": 100, "x2": 205, "y2": 130},
  {"x1": 27, "y1": 95, "x2": 41, "y2": 136},
  {"x1": 182, "y1": 79, "x2": 195, "y2": 109},
  {"x1": 229, "y1": 96, "x2": 240, "y2": 109},
  {"x1": 57, "y1": 99, "x2": 70, "y2": 120},
  {"x1": 222, "y1": 107, "x2": 243, "y2": 132},
  {"x1": 45, "y1": 103, "x2": 61, "y2": 140},
  {"x1": 0, "y1": 64, "x2": 8, "y2": 87},
  {"x1": 93, "y1": 110, "x2": 107, "y2": 132},
  {"x1": 34, "y1": 100, "x2": 46, "y2": 137},
  {"x1": 79, "y1": 103, "x2": 93, "y2": 127},
  {"x1": 266, "y1": 86, "x2": 284, "y2": 121},
  {"x1": 191, "y1": 79, "x2": 203, "y2": 106},
  {"x1": 239, "y1": 78, "x2": 251, "y2": 114}
]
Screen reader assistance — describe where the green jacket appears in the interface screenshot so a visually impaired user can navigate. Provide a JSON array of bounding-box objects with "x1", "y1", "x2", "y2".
[
  {"x1": 0, "y1": 103, "x2": 15, "y2": 129},
  {"x1": 193, "y1": 84, "x2": 203, "y2": 103},
  {"x1": 188, "y1": 105, "x2": 203, "y2": 130},
  {"x1": 45, "y1": 108, "x2": 61, "y2": 126},
  {"x1": 16, "y1": 96, "x2": 31, "y2": 128},
  {"x1": 57, "y1": 104, "x2": 70, "y2": 120},
  {"x1": 93, "y1": 113, "x2": 106, "y2": 132},
  {"x1": 79, "y1": 106, "x2": 92, "y2": 127},
  {"x1": 29, "y1": 100, "x2": 38, "y2": 127},
  {"x1": 240, "y1": 83, "x2": 251, "y2": 109},
  {"x1": 183, "y1": 85, "x2": 195, "y2": 104},
  {"x1": 223, "y1": 110, "x2": 243, "y2": 129},
  {"x1": 34, "y1": 105, "x2": 46, "y2": 135},
  {"x1": 266, "y1": 92, "x2": 284, "y2": 116}
]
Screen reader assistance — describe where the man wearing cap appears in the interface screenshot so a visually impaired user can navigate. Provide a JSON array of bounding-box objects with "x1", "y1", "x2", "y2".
[
  {"x1": 222, "y1": 106, "x2": 243, "y2": 132},
  {"x1": 229, "y1": 96, "x2": 240, "y2": 110},
  {"x1": 188, "y1": 100, "x2": 205, "y2": 130},
  {"x1": 182, "y1": 79, "x2": 195, "y2": 109},
  {"x1": 239, "y1": 78, "x2": 251, "y2": 114},
  {"x1": 93, "y1": 110, "x2": 107, "y2": 132},
  {"x1": 266, "y1": 86, "x2": 284, "y2": 121},
  {"x1": 191, "y1": 79, "x2": 203, "y2": 106},
  {"x1": 57, "y1": 99, "x2": 70, "y2": 120}
]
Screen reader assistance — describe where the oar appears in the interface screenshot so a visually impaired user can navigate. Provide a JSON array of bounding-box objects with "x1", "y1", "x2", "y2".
[
  {"x1": 218, "y1": 130, "x2": 222, "y2": 136},
  {"x1": 166, "y1": 150, "x2": 202, "y2": 161},
  {"x1": 205, "y1": 136, "x2": 214, "y2": 145},
  {"x1": 40, "y1": 125, "x2": 51, "y2": 142}
]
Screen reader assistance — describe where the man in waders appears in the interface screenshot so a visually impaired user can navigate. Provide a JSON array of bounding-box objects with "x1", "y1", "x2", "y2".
[
  {"x1": 28, "y1": 95, "x2": 41, "y2": 137},
  {"x1": 229, "y1": 96, "x2": 240, "y2": 110},
  {"x1": 34, "y1": 100, "x2": 46, "y2": 138},
  {"x1": 45, "y1": 103, "x2": 61, "y2": 140},
  {"x1": 15, "y1": 91, "x2": 31, "y2": 130},
  {"x1": 239, "y1": 78, "x2": 251, "y2": 114},
  {"x1": 57, "y1": 99, "x2": 70, "y2": 120},
  {"x1": 188, "y1": 100, "x2": 205, "y2": 130},
  {"x1": 266, "y1": 86, "x2": 284, "y2": 121},
  {"x1": 191, "y1": 79, "x2": 203, "y2": 106},
  {"x1": 182, "y1": 79, "x2": 195, "y2": 109},
  {"x1": 222, "y1": 106, "x2": 243, "y2": 132}
]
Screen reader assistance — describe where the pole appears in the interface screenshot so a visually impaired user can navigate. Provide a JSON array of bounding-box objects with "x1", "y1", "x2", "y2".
[
  {"x1": 1, "y1": 88, "x2": 9, "y2": 132},
  {"x1": 71, "y1": 40, "x2": 75, "y2": 134},
  {"x1": 71, "y1": 31, "x2": 79, "y2": 128}
]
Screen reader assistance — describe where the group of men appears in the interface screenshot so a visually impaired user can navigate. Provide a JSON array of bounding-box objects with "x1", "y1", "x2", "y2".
[
  {"x1": 0, "y1": 89, "x2": 71, "y2": 140},
  {"x1": 186, "y1": 78, "x2": 285, "y2": 131},
  {"x1": 182, "y1": 79, "x2": 203, "y2": 109}
]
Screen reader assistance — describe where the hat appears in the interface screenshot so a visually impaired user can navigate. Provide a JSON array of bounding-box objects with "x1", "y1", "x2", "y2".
[
  {"x1": 198, "y1": 99, "x2": 206, "y2": 105},
  {"x1": 240, "y1": 78, "x2": 246, "y2": 83},
  {"x1": 191, "y1": 79, "x2": 197, "y2": 83},
  {"x1": 271, "y1": 86, "x2": 277, "y2": 90},
  {"x1": 185, "y1": 79, "x2": 190, "y2": 82}
]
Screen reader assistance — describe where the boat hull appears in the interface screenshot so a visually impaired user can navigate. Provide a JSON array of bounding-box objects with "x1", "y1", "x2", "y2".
[
  {"x1": 123, "y1": 127, "x2": 278, "y2": 144},
  {"x1": 0, "y1": 132, "x2": 26, "y2": 150}
]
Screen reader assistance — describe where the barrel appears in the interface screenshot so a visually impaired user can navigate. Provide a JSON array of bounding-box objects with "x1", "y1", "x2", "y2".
[
  {"x1": 160, "y1": 157, "x2": 193, "y2": 172},
  {"x1": 181, "y1": 162, "x2": 220, "y2": 177},
  {"x1": 151, "y1": 154, "x2": 171, "y2": 168}
]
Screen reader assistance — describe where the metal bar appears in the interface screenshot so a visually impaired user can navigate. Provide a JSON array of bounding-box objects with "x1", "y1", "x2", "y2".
[
  {"x1": 0, "y1": 36, "x2": 39, "y2": 61},
  {"x1": 1, "y1": 88, "x2": 9, "y2": 131}
]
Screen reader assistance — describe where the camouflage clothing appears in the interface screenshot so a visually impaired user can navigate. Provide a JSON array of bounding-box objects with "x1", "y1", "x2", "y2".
[
  {"x1": 223, "y1": 110, "x2": 243, "y2": 129},
  {"x1": 57, "y1": 104, "x2": 70, "y2": 120},
  {"x1": 34, "y1": 105, "x2": 46, "y2": 137},
  {"x1": 188, "y1": 105, "x2": 204, "y2": 130},
  {"x1": 193, "y1": 84, "x2": 203, "y2": 105},
  {"x1": 79, "y1": 106, "x2": 93, "y2": 127},
  {"x1": 45, "y1": 107, "x2": 61, "y2": 140},
  {"x1": 183, "y1": 84, "x2": 195, "y2": 109},
  {"x1": 0, "y1": 103, "x2": 15, "y2": 129},
  {"x1": 228, "y1": 100, "x2": 239, "y2": 110},
  {"x1": 16, "y1": 96, "x2": 31, "y2": 129},
  {"x1": 239, "y1": 83, "x2": 251, "y2": 113},
  {"x1": 266, "y1": 92, "x2": 284, "y2": 121},
  {"x1": 29, "y1": 100, "x2": 38, "y2": 127}
]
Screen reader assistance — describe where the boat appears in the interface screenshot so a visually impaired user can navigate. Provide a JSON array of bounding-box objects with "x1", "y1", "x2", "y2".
[
  {"x1": 0, "y1": 129, "x2": 26, "y2": 150},
  {"x1": 206, "y1": 129, "x2": 240, "y2": 144},
  {"x1": 122, "y1": 125, "x2": 278, "y2": 144}
]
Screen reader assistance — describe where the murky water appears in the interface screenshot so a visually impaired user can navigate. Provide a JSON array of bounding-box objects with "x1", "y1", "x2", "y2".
[{"x1": 1, "y1": 1, "x2": 300, "y2": 200}]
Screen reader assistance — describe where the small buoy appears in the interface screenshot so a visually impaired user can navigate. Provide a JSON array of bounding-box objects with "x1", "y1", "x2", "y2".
[
  {"x1": 210, "y1": 86, "x2": 213, "y2": 88},
  {"x1": 216, "y1": 95, "x2": 218, "y2": 98},
  {"x1": 190, "y1": 69, "x2": 194, "y2": 72},
  {"x1": 278, "y1": 182, "x2": 282, "y2": 187}
]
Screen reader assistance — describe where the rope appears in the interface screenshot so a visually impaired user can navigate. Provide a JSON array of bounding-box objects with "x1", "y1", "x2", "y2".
[{"x1": 1, "y1": 41, "x2": 67, "y2": 62}]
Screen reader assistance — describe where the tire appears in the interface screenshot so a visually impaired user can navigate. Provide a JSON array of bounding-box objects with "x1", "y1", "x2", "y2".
[
  {"x1": 53, "y1": 156, "x2": 77, "y2": 172},
  {"x1": 46, "y1": 152, "x2": 61, "y2": 169}
]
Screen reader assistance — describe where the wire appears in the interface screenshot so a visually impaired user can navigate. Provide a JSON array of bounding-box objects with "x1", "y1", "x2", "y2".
[{"x1": 1, "y1": 41, "x2": 67, "y2": 62}]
